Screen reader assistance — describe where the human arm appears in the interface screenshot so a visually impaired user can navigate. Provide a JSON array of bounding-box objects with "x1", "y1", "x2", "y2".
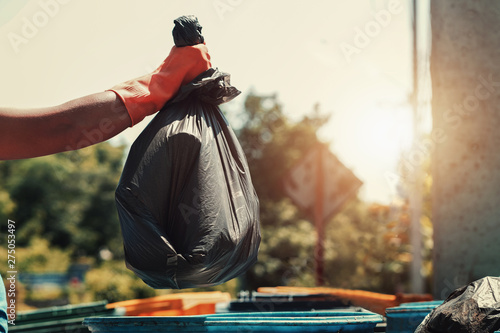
[
  {"x1": 0, "y1": 91, "x2": 130, "y2": 160},
  {"x1": 0, "y1": 40, "x2": 210, "y2": 160}
]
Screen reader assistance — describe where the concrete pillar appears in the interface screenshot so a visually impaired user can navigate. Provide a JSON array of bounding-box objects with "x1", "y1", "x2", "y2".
[{"x1": 431, "y1": 0, "x2": 500, "y2": 299}]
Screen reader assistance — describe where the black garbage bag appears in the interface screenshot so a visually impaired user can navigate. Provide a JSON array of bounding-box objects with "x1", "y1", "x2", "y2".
[
  {"x1": 115, "y1": 68, "x2": 261, "y2": 289},
  {"x1": 415, "y1": 276, "x2": 500, "y2": 333},
  {"x1": 172, "y1": 15, "x2": 204, "y2": 47}
]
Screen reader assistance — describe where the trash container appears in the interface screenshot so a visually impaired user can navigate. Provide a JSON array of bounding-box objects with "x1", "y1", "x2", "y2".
[
  {"x1": 9, "y1": 301, "x2": 122, "y2": 333},
  {"x1": 84, "y1": 310, "x2": 384, "y2": 332},
  {"x1": 385, "y1": 301, "x2": 443, "y2": 333}
]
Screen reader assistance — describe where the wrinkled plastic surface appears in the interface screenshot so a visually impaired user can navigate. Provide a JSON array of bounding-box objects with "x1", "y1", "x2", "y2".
[
  {"x1": 172, "y1": 15, "x2": 204, "y2": 47},
  {"x1": 415, "y1": 276, "x2": 500, "y2": 333},
  {"x1": 115, "y1": 68, "x2": 261, "y2": 289}
]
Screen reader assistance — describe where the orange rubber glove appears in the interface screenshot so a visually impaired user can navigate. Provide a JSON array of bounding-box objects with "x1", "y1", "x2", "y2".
[{"x1": 108, "y1": 43, "x2": 211, "y2": 126}]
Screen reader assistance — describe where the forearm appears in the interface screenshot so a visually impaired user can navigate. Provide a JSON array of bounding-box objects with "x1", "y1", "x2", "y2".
[{"x1": 0, "y1": 91, "x2": 131, "y2": 160}]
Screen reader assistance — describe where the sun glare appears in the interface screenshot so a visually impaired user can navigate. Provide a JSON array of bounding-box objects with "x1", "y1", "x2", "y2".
[
  {"x1": 323, "y1": 105, "x2": 414, "y2": 203},
  {"x1": 352, "y1": 107, "x2": 413, "y2": 162}
]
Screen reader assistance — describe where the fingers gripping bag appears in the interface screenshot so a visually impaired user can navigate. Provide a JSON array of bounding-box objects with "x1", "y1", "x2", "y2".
[{"x1": 115, "y1": 68, "x2": 261, "y2": 289}]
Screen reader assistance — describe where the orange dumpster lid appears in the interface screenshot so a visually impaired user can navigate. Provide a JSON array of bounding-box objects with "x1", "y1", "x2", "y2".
[
  {"x1": 106, "y1": 291, "x2": 231, "y2": 316},
  {"x1": 257, "y1": 286, "x2": 432, "y2": 315}
]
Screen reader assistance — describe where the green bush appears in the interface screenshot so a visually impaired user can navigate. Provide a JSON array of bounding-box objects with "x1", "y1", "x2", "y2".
[
  {"x1": 16, "y1": 237, "x2": 71, "y2": 273},
  {"x1": 84, "y1": 261, "x2": 156, "y2": 303}
]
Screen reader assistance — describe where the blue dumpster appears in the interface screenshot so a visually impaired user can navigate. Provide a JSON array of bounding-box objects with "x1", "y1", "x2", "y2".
[
  {"x1": 386, "y1": 300, "x2": 500, "y2": 333},
  {"x1": 9, "y1": 301, "x2": 123, "y2": 333},
  {"x1": 84, "y1": 310, "x2": 384, "y2": 332},
  {"x1": 385, "y1": 301, "x2": 443, "y2": 333}
]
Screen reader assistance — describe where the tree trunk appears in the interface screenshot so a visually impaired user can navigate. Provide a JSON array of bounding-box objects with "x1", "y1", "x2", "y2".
[{"x1": 431, "y1": 0, "x2": 500, "y2": 299}]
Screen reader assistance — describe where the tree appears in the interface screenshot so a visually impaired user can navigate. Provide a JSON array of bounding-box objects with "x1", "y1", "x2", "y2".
[
  {"x1": 235, "y1": 93, "x2": 424, "y2": 293},
  {"x1": 0, "y1": 142, "x2": 126, "y2": 259},
  {"x1": 233, "y1": 93, "x2": 328, "y2": 289},
  {"x1": 236, "y1": 94, "x2": 329, "y2": 222},
  {"x1": 324, "y1": 199, "x2": 412, "y2": 293},
  {"x1": 431, "y1": 1, "x2": 500, "y2": 298}
]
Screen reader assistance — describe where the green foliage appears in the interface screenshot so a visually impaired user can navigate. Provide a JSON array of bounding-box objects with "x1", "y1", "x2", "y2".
[
  {"x1": 250, "y1": 217, "x2": 316, "y2": 288},
  {"x1": 324, "y1": 200, "x2": 411, "y2": 292},
  {"x1": 237, "y1": 94, "x2": 329, "y2": 206},
  {"x1": 0, "y1": 142, "x2": 126, "y2": 258},
  {"x1": 236, "y1": 93, "x2": 329, "y2": 290},
  {"x1": 17, "y1": 237, "x2": 72, "y2": 273},
  {"x1": 84, "y1": 260, "x2": 156, "y2": 303},
  {"x1": 0, "y1": 238, "x2": 71, "y2": 275}
]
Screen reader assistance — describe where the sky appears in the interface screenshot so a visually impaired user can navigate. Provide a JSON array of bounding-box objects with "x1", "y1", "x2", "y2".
[{"x1": 0, "y1": 0, "x2": 431, "y2": 204}]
